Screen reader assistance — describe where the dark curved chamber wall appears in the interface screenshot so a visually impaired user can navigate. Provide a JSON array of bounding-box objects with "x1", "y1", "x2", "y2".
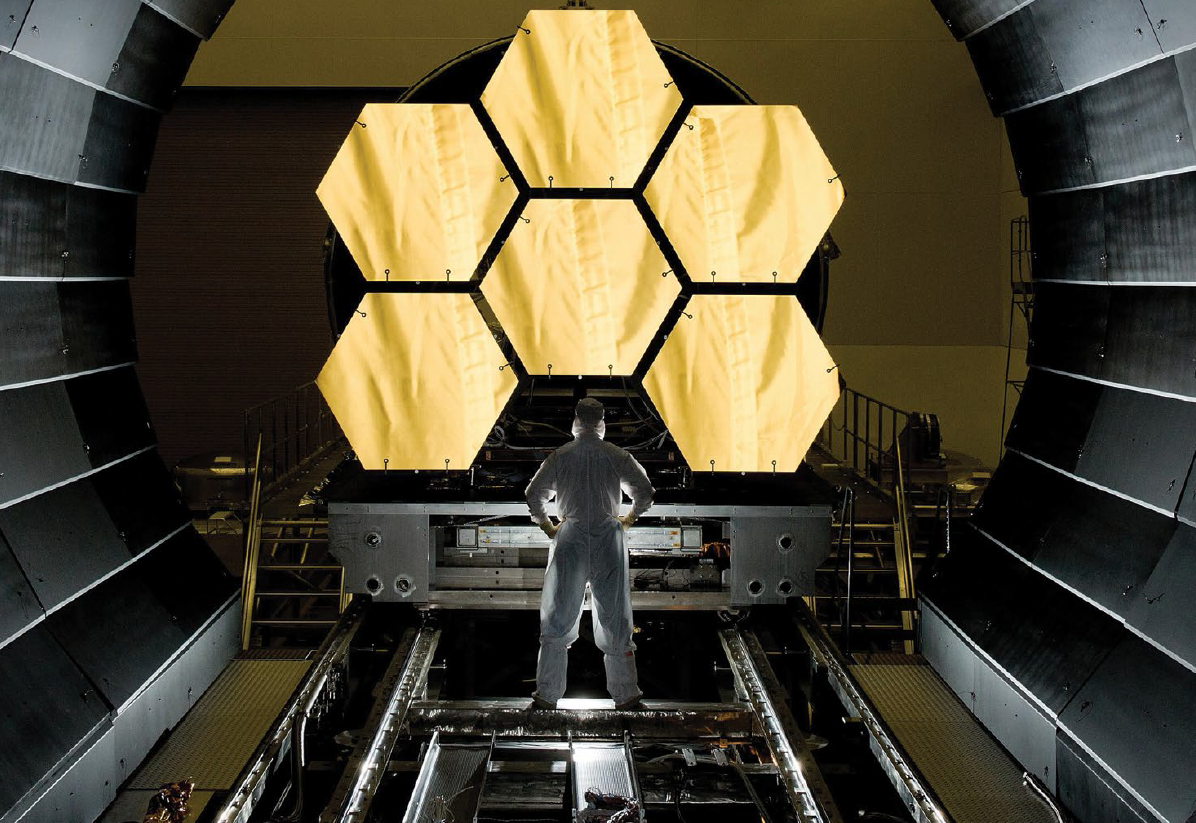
[
  {"x1": 2, "y1": 1, "x2": 1195, "y2": 822},
  {"x1": 0, "y1": 2, "x2": 237, "y2": 822},
  {"x1": 923, "y1": 1, "x2": 1196, "y2": 821}
]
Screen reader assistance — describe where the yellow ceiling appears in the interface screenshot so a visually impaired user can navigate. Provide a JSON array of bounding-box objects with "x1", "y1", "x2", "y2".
[
  {"x1": 481, "y1": 10, "x2": 682, "y2": 189},
  {"x1": 316, "y1": 293, "x2": 517, "y2": 470},
  {"x1": 645, "y1": 105, "x2": 844, "y2": 283},
  {"x1": 481, "y1": 199, "x2": 679, "y2": 376},
  {"x1": 317, "y1": 103, "x2": 515, "y2": 282},
  {"x1": 643, "y1": 295, "x2": 840, "y2": 473}
]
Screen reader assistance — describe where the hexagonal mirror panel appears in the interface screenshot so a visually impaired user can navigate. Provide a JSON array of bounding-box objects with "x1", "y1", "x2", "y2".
[
  {"x1": 316, "y1": 293, "x2": 517, "y2": 470},
  {"x1": 481, "y1": 198, "x2": 679, "y2": 376},
  {"x1": 481, "y1": 10, "x2": 682, "y2": 189},
  {"x1": 317, "y1": 103, "x2": 516, "y2": 282},
  {"x1": 645, "y1": 105, "x2": 844, "y2": 283},
  {"x1": 643, "y1": 294, "x2": 840, "y2": 473}
]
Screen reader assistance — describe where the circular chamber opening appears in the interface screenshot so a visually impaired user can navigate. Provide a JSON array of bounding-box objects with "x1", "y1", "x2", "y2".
[
  {"x1": 365, "y1": 576, "x2": 382, "y2": 594},
  {"x1": 777, "y1": 533, "x2": 794, "y2": 552},
  {"x1": 364, "y1": 531, "x2": 382, "y2": 548},
  {"x1": 395, "y1": 575, "x2": 413, "y2": 595},
  {"x1": 747, "y1": 579, "x2": 765, "y2": 597},
  {"x1": 777, "y1": 578, "x2": 795, "y2": 597}
]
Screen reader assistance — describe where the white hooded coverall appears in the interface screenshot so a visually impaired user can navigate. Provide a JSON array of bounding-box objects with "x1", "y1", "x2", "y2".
[{"x1": 525, "y1": 401, "x2": 654, "y2": 705}]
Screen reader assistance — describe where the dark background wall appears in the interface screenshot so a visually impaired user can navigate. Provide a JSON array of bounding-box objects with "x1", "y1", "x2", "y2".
[{"x1": 133, "y1": 88, "x2": 396, "y2": 465}]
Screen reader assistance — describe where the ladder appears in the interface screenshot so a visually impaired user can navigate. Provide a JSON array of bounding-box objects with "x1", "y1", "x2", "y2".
[
  {"x1": 814, "y1": 520, "x2": 917, "y2": 654},
  {"x1": 242, "y1": 516, "x2": 347, "y2": 649}
]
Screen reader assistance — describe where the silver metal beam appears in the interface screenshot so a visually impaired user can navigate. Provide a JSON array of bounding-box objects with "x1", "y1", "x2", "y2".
[
  {"x1": 320, "y1": 625, "x2": 441, "y2": 823},
  {"x1": 427, "y1": 589, "x2": 730, "y2": 610},
  {"x1": 404, "y1": 699, "x2": 756, "y2": 739},
  {"x1": 719, "y1": 628, "x2": 844, "y2": 823},
  {"x1": 332, "y1": 501, "x2": 831, "y2": 519}
]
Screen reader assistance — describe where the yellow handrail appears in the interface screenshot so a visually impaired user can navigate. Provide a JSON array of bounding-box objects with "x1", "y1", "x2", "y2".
[
  {"x1": 240, "y1": 434, "x2": 264, "y2": 650},
  {"x1": 892, "y1": 437, "x2": 918, "y2": 655}
]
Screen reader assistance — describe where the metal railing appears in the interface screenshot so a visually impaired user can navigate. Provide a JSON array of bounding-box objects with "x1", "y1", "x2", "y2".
[
  {"x1": 892, "y1": 437, "x2": 917, "y2": 654},
  {"x1": 820, "y1": 388, "x2": 914, "y2": 500},
  {"x1": 241, "y1": 435, "x2": 265, "y2": 650},
  {"x1": 243, "y1": 381, "x2": 342, "y2": 503}
]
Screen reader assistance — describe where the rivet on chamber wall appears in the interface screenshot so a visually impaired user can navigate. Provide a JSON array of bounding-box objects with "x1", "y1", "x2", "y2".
[
  {"x1": 1176, "y1": 133, "x2": 1185, "y2": 143},
  {"x1": 111, "y1": 62, "x2": 120, "y2": 74}
]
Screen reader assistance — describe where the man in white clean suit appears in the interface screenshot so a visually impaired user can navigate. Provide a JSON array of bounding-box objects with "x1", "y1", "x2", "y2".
[{"x1": 525, "y1": 398, "x2": 655, "y2": 709}]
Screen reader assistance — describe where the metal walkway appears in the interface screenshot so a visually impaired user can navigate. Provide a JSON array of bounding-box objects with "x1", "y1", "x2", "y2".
[
  {"x1": 98, "y1": 658, "x2": 311, "y2": 823},
  {"x1": 850, "y1": 663, "x2": 1056, "y2": 823}
]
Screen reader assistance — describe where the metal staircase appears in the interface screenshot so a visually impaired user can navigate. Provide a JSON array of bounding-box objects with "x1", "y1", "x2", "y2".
[{"x1": 241, "y1": 436, "x2": 347, "y2": 650}]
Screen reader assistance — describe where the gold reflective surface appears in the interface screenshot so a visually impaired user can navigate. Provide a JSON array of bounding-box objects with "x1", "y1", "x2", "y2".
[
  {"x1": 642, "y1": 295, "x2": 840, "y2": 473},
  {"x1": 644, "y1": 105, "x2": 844, "y2": 283},
  {"x1": 480, "y1": 10, "x2": 682, "y2": 188},
  {"x1": 481, "y1": 199, "x2": 679, "y2": 376},
  {"x1": 317, "y1": 103, "x2": 515, "y2": 281},
  {"x1": 316, "y1": 293, "x2": 517, "y2": 470}
]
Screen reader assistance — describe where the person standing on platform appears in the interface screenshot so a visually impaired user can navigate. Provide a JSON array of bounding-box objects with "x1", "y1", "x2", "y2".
[{"x1": 525, "y1": 397, "x2": 655, "y2": 710}]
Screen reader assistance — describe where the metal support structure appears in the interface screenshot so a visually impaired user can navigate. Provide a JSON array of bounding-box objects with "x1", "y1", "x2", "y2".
[
  {"x1": 1000, "y1": 215, "x2": 1033, "y2": 459},
  {"x1": 213, "y1": 599, "x2": 366, "y2": 823},
  {"x1": 404, "y1": 699, "x2": 756, "y2": 739},
  {"x1": 718, "y1": 628, "x2": 843, "y2": 823},
  {"x1": 789, "y1": 603, "x2": 950, "y2": 823},
  {"x1": 320, "y1": 625, "x2": 441, "y2": 823}
]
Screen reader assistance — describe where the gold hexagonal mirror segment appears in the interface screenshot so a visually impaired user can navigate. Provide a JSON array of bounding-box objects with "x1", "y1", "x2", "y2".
[
  {"x1": 644, "y1": 105, "x2": 844, "y2": 283},
  {"x1": 316, "y1": 293, "x2": 517, "y2": 470},
  {"x1": 481, "y1": 199, "x2": 679, "y2": 376},
  {"x1": 317, "y1": 103, "x2": 516, "y2": 282},
  {"x1": 480, "y1": 10, "x2": 682, "y2": 188},
  {"x1": 643, "y1": 295, "x2": 840, "y2": 473}
]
